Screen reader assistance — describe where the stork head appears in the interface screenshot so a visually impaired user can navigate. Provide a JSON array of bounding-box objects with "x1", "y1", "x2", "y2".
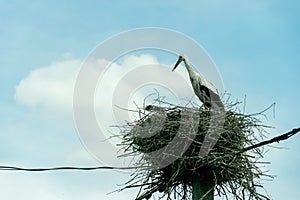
[{"x1": 172, "y1": 55, "x2": 187, "y2": 72}]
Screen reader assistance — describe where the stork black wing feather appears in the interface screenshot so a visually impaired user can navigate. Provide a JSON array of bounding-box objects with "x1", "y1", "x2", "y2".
[
  {"x1": 199, "y1": 84, "x2": 223, "y2": 108},
  {"x1": 199, "y1": 84, "x2": 211, "y2": 98}
]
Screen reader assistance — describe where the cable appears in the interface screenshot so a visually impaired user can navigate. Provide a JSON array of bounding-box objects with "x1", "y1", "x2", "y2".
[{"x1": 0, "y1": 165, "x2": 140, "y2": 171}]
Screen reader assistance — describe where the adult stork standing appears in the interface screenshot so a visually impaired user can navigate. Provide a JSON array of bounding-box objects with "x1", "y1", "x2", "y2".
[{"x1": 172, "y1": 55, "x2": 223, "y2": 109}]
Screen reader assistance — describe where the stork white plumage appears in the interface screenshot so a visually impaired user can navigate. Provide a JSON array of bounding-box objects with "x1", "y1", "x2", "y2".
[{"x1": 172, "y1": 55, "x2": 223, "y2": 109}]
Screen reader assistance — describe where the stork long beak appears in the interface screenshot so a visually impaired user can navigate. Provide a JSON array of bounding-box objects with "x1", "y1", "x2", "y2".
[{"x1": 172, "y1": 56, "x2": 183, "y2": 72}]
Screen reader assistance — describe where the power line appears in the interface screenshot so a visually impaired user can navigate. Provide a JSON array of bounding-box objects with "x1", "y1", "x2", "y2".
[{"x1": 0, "y1": 165, "x2": 140, "y2": 171}]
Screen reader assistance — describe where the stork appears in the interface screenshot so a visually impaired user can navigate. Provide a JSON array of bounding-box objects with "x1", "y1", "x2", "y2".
[{"x1": 172, "y1": 55, "x2": 223, "y2": 109}]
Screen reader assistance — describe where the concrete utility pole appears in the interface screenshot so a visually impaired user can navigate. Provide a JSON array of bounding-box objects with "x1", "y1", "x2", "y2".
[{"x1": 192, "y1": 175, "x2": 214, "y2": 200}]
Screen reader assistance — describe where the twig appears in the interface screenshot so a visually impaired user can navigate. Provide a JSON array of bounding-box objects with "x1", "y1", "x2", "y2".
[{"x1": 240, "y1": 127, "x2": 300, "y2": 154}]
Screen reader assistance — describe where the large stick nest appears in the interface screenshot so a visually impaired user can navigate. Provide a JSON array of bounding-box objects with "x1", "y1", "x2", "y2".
[{"x1": 118, "y1": 101, "x2": 273, "y2": 200}]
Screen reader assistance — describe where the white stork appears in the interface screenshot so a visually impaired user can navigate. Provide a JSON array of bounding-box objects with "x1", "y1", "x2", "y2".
[{"x1": 172, "y1": 55, "x2": 223, "y2": 109}]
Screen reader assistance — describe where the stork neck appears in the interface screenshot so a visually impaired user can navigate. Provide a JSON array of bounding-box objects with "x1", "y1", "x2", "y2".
[{"x1": 183, "y1": 59, "x2": 195, "y2": 75}]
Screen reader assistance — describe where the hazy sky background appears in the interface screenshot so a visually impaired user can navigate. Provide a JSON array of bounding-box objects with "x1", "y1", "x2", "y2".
[{"x1": 0, "y1": 1, "x2": 299, "y2": 199}]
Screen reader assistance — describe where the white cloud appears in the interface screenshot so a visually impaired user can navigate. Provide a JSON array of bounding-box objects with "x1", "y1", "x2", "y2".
[
  {"x1": 14, "y1": 54, "x2": 194, "y2": 121},
  {"x1": 14, "y1": 59, "x2": 81, "y2": 114},
  {"x1": 17, "y1": 56, "x2": 194, "y2": 120},
  {"x1": 15, "y1": 54, "x2": 196, "y2": 103}
]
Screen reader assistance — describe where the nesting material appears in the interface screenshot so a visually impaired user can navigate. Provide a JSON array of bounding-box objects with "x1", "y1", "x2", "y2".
[{"x1": 119, "y1": 104, "x2": 272, "y2": 200}]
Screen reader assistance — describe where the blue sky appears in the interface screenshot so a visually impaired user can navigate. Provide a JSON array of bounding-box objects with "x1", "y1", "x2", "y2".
[{"x1": 1, "y1": 1, "x2": 300, "y2": 199}]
